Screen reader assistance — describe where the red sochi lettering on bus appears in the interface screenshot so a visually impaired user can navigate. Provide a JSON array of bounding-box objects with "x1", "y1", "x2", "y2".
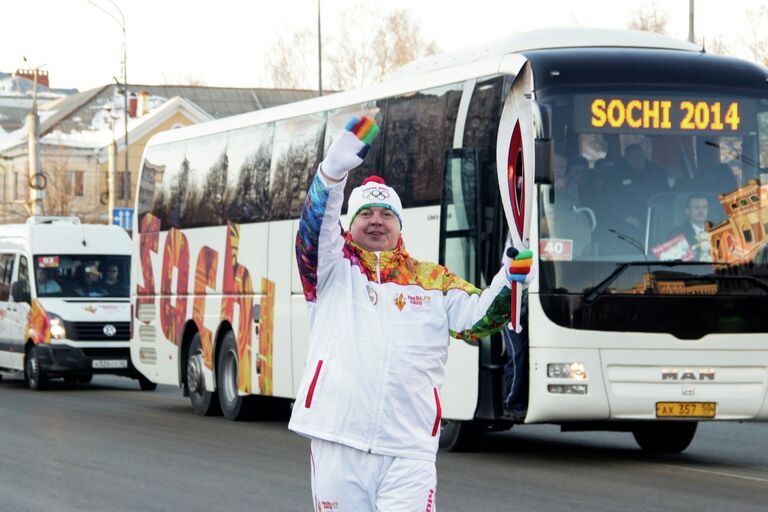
[
  {"x1": 160, "y1": 228, "x2": 190, "y2": 345},
  {"x1": 137, "y1": 213, "x2": 160, "y2": 311},
  {"x1": 425, "y1": 488, "x2": 435, "y2": 512},
  {"x1": 192, "y1": 246, "x2": 219, "y2": 368}
]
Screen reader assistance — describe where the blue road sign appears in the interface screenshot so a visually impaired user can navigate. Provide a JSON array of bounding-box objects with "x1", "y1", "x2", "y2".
[{"x1": 112, "y1": 207, "x2": 135, "y2": 230}]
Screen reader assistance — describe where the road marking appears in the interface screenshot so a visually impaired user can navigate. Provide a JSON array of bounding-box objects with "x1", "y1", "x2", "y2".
[{"x1": 660, "y1": 464, "x2": 768, "y2": 483}]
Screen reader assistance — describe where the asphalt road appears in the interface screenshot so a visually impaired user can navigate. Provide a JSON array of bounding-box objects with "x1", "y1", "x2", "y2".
[{"x1": 1, "y1": 374, "x2": 767, "y2": 512}]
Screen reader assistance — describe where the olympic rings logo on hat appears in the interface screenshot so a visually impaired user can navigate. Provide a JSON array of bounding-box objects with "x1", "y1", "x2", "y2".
[{"x1": 362, "y1": 188, "x2": 390, "y2": 200}]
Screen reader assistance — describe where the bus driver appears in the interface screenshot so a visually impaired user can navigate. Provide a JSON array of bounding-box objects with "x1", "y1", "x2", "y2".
[{"x1": 289, "y1": 116, "x2": 532, "y2": 511}]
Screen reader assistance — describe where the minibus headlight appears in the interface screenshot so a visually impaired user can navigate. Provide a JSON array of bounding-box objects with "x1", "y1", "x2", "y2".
[
  {"x1": 547, "y1": 363, "x2": 588, "y2": 380},
  {"x1": 48, "y1": 312, "x2": 67, "y2": 339}
]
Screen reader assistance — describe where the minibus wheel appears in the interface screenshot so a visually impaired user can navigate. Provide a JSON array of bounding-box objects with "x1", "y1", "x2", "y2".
[
  {"x1": 216, "y1": 331, "x2": 255, "y2": 421},
  {"x1": 632, "y1": 421, "x2": 698, "y2": 453},
  {"x1": 186, "y1": 333, "x2": 220, "y2": 415},
  {"x1": 25, "y1": 345, "x2": 47, "y2": 391}
]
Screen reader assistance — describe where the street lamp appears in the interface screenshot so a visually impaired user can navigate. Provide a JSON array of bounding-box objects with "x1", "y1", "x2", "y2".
[{"x1": 89, "y1": 0, "x2": 129, "y2": 209}]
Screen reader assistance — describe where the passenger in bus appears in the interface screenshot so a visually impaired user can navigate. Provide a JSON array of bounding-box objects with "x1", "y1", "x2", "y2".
[
  {"x1": 290, "y1": 116, "x2": 531, "y2": 512},
  {"x1": 36, "y1": 267, "x2": 62, "y2": 294},
  {"x1": 668, "y1": 194, "x2": 713, "y2": 262},
  {"x1": 100, "y1": 262, "x2": 127, "y2": 295},
  {"x1": 75, "y1": 265, "x2": 107, "y2": 297}
]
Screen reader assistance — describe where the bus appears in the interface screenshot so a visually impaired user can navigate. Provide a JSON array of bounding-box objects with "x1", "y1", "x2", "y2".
[{"x1": 130, "y1": 28, "x2": 768, "y2": 452}]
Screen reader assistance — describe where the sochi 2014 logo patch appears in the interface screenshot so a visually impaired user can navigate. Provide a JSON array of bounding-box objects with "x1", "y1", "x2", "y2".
[{"x1": 394, "y1": 293, "x2": 406, "y2": 311}]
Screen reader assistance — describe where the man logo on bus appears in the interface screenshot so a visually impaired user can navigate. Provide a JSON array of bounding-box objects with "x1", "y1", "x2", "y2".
[{"x1": 661, "y1": 368, "x2": 715, "y2": 381}]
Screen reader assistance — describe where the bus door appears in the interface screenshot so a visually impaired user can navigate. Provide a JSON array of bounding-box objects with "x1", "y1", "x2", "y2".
[{"x1": 439, "y1": 148, "x2": 482, "y2": 420}]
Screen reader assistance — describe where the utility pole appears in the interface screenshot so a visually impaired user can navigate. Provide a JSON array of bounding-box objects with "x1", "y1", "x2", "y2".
[
  {"x1": 89, "y1": 0, "x2": 129, "y2": 210},
  {"x1": 688, "y1": 0, "x2": 696, "y2": 44},
  {"x1": 26, "y1": 67, "x2": 44, "y2": 216},
  {"x1": 106, "y1": 105, "x2": 117, "y2": 223}
]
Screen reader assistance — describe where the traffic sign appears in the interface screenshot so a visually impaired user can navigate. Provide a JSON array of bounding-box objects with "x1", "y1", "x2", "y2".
[{"x1": 112, "y1": 207, "x2": 134, "y2": 230}]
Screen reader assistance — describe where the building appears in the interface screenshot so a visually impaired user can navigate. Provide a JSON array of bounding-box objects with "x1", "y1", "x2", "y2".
[
  {"x1": 708, "y1": 179, "x2": 768, "y2": 263},
  {"x1": 0, "y1": 79, "x2": 319, "y2": 224}
]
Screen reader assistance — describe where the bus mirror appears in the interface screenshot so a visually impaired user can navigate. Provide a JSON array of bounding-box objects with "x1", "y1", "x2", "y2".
[
  {"x1": 535, "y1": 139, "x2": 553, "y2": 185},
  {"x1": 11, "y1": 281, "x2": 30, "y2": 304}
]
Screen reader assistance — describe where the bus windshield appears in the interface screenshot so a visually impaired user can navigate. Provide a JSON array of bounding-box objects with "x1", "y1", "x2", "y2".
[
  {"x1": 537, "y1": 88, "x2": 768, "y2": 296},
  {"x1": 34, "y1": 255, "x2": 130, "y2": 298}
]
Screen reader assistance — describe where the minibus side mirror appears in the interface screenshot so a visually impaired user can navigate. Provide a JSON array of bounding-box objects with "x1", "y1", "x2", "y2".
[
  {"x1": 532, "y1": 102, "x2": 553, "y2": 184},
  {"x1": 11, "y1": 281, "x2": 31, "y2": 304}
]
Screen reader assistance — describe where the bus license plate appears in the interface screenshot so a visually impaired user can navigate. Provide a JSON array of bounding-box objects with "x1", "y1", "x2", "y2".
[
  {"x1": 656, "y1": 402, "x2": 716, "y2": 418},
  {"x1": 93, "y1": 359, "x2": 128, "y2": 369}
]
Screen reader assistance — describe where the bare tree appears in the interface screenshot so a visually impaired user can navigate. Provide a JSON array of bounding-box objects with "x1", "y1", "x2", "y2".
[
  {"x1": 745, "y1": 5, "x2": 768, "y2": 66},
  {"x1": 627, "y1": 2, "x2": 670, "y2": 34},
  {"x1": 705, "y1": 35, "x2": 730, "y2": 56},
  {"x1": 267, "y1": 7, "x2": 438, "y2": 90},
  {"x1": 266, "y1": 27, "x2": 316, "y2": 89},
  {"x1": 42, "y1": 153, "x2": 71, "y2": 217}
]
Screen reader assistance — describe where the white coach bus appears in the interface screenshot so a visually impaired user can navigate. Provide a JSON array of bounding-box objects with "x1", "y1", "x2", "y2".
[{"x1": 130, "y1": 28, "x2": 768, "y2": 452}]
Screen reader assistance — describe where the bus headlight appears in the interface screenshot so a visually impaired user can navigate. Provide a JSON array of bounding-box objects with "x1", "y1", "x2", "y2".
[
  {"x1": 547, "y1": 363, "x2": 588, "y2": 380},
  {"x1": 48, "y1": 313, "x2": 67, "y2": 340}
]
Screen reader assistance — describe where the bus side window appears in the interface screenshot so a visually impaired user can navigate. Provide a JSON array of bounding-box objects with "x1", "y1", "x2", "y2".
[
  {"x1": 381, "y1": 84, "x2": 463, "y2": 208},
  {"x1": 270, "y1": 113, "x2": 325, "y2": 220},
  {"x1": 0, "y1": 253, "x2": 15, "y2": 301},
  {"x1": 224, "y1": 123, "x2": 275, "y2": 224}
]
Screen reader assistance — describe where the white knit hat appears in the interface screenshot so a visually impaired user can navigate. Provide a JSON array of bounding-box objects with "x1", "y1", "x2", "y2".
[{"x1": 347, "y1": 176, "x2": 403, "y2": 227}]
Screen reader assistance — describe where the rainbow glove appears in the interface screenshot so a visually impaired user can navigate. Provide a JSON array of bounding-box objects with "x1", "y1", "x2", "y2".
[
  {"x1": 506, "y1": 247, "x2": 533, "y2": 284},
  {"x1": 321, "y1": 116, "x2": 380, "y2": 181}
]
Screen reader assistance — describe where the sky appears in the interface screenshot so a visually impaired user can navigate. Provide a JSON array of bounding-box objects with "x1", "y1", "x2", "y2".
[{"x1": 1, "y1": 0, "x2": 766, "y2": 92}]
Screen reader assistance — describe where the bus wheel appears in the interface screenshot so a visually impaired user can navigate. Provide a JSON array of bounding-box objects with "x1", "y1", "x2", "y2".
[
  {"x1": 439, "y1": 420, "x2": 481, "y2": 452},
  {"x1": 138, "y1": 375, "x2": 157, "y2": 391},
  {"x1": 77, "y1": 374, "x2": 93, "y2": 384},
  {"x1": 25, "y1": 345, "x2": 47, "y2": 391},
  {"x1": 632, "y1": 422, "x2": 698, "y2": 453},
  {"x1": 187, "y1": 333, "x2": 220, "y2": 415},
  {"x1": 217, "y1": 331, "x2": 254, "y2": 421}
]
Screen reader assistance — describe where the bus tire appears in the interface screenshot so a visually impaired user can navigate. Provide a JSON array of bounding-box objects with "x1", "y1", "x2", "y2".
[
  {"x1": 25, "y1": 345, "x2": 47, "y2": 391},
  {"x1": 138, "y1": 375, "x2": 157, "y2": 391},
  {"x1": 216, "y1": 331, "x2": 254, "y2": 421},
  {"x1": 186, "y1": 333, "x2": 220, "y2": 416},
  {"x1": 439, "y1": 420, "x2": 481, "y2": 452},
  {"x1": 77, "y1": 374, "x2": 93, "y2": 384},
  {"x1": 632, "y1": 422, "x2": 698, "y2": 453}
]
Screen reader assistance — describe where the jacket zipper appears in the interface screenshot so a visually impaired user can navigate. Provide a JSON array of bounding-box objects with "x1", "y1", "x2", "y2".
[
  {"x1": 431, "y1": 387, "x2": 442, "y2": 436},
  {"x1": 304, "y1": 359, "x2": 324, "y2": 408},
  {"x1": 367, "y1": 252, "x2": 390, "y2": 452}
]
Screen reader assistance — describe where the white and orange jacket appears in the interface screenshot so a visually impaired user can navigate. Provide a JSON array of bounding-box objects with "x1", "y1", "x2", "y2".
[{"x1": 289, "y1": 172, "x2": 512, "y2": 461}]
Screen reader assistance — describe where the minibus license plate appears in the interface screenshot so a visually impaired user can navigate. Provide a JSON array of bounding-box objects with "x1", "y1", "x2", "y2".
[
  {"x1": 656, "y1": 402, "x2": 716, "y2": 418},
  {"x1": 93, "y1": 359, "x2": 128, "y2": 369}
]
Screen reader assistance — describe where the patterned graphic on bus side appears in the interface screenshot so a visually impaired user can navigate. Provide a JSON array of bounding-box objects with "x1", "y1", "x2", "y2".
[
  {"x1": 160, "y1": 228, "x2": 190, "y2": 345},
  {"x1": 221, "y1": 222, "x2": 254, "y2": 394},
  {"x1": 27, "y1": 299, "x2": 50, "y2": 345},
  {"x1": 137, "y1": 213, "x2": 161, "y2": 309},
  {"x1": 193, "y1": 246, "x2": 218, "y2": 368},
  {"x1": 258, "y1": 277, "x2": 275, "y2": 396}
]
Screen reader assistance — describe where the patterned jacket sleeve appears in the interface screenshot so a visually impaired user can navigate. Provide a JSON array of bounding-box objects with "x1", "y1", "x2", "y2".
[
  {"x1": 295, "y1": 170, "x2": 347, "y2": 303},
  {"x1": 443, "y1": 267, "x2": 511, "y2": 343}
]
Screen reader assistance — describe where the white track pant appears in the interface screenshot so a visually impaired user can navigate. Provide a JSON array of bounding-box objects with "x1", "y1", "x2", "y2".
[{"x1": 310, "y1": 438, "x2": 437, "y2": 512}]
